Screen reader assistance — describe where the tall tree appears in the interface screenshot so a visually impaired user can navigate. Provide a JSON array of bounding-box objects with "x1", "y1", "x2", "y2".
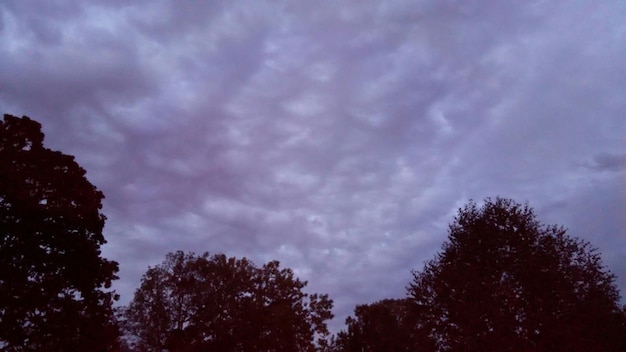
[
  {"x1": 407, "y1": 197, "x2": 626, "y2": 351},
  {"x1": 123, "y1": 251, "x2": 334, "y2": 351},
  {"x1": 0, "y1": 114, "x2": 120, "y2": 350}
]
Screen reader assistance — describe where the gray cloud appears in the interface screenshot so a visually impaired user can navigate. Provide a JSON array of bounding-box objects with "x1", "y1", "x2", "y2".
[
  {"x1": 1, "y1": 0, "x2": 625, "y2": 332},
  {"x1": 590, "y1": 153, "x2": 626, "y2": 172}
]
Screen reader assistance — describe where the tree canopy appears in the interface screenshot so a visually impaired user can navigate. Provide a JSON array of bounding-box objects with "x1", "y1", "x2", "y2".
[
  {"x1": 122, "y1": 251, "x2": 334, "y2": 351},
  {"x1": 334, "y1": 298, "x2": 421, "y2": 352},
  {"x1": 407, "y1": 197, "x2": 626, "y2": 351},
  {"x1": 0, "y1": 114, "x2": 120, "y2": 350}
]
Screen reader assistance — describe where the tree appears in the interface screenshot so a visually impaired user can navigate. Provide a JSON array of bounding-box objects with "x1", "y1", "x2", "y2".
[
  {"x1": 334, "y1": 298, "x2": 423, "y2": 352},
  {"x1": 123, "y1": 251, "x2": 334, "y2": 351},
  {"x1": 0, "y1": 114, "x2": 120, "y2": 350},
  {"x1": 407, "y1": 197, "x2": 626, "y2": 351}
]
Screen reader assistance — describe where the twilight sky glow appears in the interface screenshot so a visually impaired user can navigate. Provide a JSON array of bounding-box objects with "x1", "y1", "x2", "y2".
[{"x1": 1, "y1": 1, "x2": 625, "y2": 332}]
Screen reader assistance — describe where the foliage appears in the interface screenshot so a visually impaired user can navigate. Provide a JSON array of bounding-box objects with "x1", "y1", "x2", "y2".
[
  {"x1": 0, "y1": 114, "x2": 120, "y2": 350},
  {"x1": 334, "y1": 298, "x2": 421, "y2": 352},
  {"x1": 123, "y1": 251, "x2": 334, "y2": 351},
  {"x1": 407, "y1": 197, "x2": 626, "y2": 351}
]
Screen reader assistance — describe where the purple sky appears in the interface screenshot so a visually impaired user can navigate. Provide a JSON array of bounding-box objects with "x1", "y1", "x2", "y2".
[{"x1": 1, "y1": 1, "x2": 625, "y2": 332}]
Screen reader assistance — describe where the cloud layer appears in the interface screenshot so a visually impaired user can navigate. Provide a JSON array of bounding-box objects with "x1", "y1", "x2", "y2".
[{"x1": 2, "y1": 0, "x2": 625, "y2": 331}]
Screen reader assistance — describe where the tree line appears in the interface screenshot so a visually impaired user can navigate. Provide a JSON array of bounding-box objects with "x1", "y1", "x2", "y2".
[{"x1": 1, "y1": 114, "x2": 625, "y2": 351}]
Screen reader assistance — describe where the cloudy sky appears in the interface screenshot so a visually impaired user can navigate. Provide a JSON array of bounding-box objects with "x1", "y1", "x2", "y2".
[{"x1": 1, "y1": 0, "x2": 625, "y2": 332}]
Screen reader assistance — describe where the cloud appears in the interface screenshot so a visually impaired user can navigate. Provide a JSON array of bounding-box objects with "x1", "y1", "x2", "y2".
[
  {"x1": 1, "y1": 0, "x2": 625, "y2": 333},
  {"x1": 589, "y1": 153, "x2": 626, "y2": 172}
]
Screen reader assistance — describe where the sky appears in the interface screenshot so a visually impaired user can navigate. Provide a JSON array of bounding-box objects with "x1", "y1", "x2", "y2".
[{"x1": 1, "y1": 0, "x2": 625, "y2": 333}]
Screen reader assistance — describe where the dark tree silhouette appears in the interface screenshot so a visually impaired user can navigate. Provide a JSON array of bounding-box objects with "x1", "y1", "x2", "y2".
[
  {"x1": 407, "y1": 197, "x2": 626, "y2": 351},
  {"x1": 334, "y1": 298, "x2": 423, "y2": 352},
  {"x1": 123, "y1": 251, "x2": 334, "y2": 351},
  {"x1": 0, "y1": 114, "x2": 120, "y2": 350}
]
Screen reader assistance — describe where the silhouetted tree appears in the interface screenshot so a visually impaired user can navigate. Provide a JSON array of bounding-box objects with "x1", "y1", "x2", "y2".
[
  {"x1": 334, "y1": 298, "x2": 424, "y2": 352},
  {"x1": 123, "y1": 251, "x2": 334, "y2": 351},
  {"x1": 407, "y1": 197, "x2": 626, "y2": 351},
  {"x1": 0, "y1": 114, "x2": 120, "y2": 350}
]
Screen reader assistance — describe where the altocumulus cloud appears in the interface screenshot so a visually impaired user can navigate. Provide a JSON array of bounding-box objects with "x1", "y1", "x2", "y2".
[{"x1": 1, "y1": 0, "x2": 625, "y2": 331}]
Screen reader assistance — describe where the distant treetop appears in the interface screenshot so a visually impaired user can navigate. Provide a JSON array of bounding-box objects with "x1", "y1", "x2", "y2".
[
  {"x1": 122, "y1": 250, "x2": 334, "y2": 351},
  {"x1": 407, "y1": 197, "x2": 626, "y2": 351}
]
